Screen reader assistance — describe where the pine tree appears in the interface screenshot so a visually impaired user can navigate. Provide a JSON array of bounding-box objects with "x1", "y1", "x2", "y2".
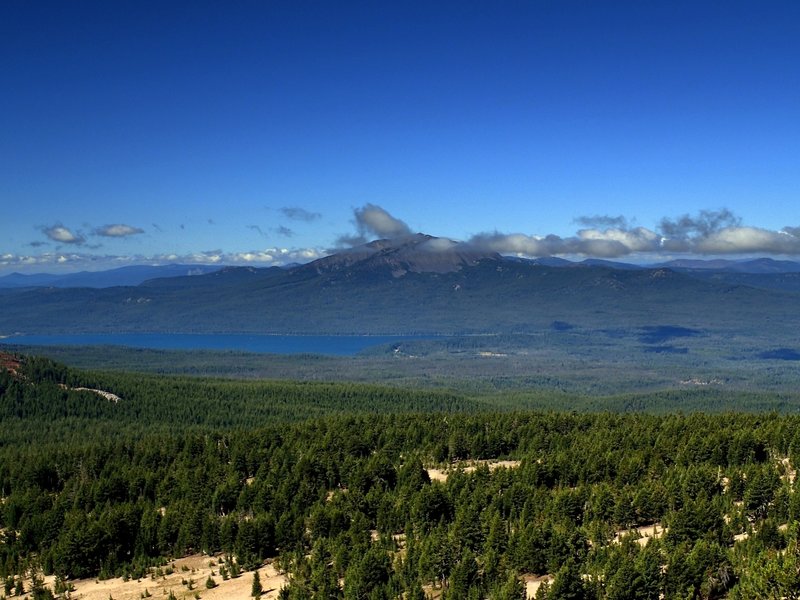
[{"x1": 252, "y1": 571, "x2": 263, "y2": 597}]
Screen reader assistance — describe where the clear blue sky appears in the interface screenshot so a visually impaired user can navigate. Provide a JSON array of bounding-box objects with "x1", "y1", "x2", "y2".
[{"x1": 2, "y1": 1, "x2": 799, "y2": 273}]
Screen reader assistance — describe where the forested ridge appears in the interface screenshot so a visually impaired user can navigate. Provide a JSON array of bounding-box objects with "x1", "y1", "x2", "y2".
[{"x1": 2, "y1": 354, "x2": 800, "y2": 598}]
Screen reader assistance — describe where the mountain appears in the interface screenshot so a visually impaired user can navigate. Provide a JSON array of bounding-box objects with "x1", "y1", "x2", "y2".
[
  {"x1": 298, "y1": 233, "x2": 502, "y2": 277},
  {"x1": 1, "y1": 235, "x2": 798, "y2": 337},
  {"x1": 0, "y1": 264, "x2": 222, "y2": 288},
  {"x1": 7, "y1": 254, "x2": 798, "y2": 291}
]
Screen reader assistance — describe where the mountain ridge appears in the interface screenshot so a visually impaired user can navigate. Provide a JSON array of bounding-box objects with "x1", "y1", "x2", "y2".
[
  {"x1": 0, "y1": 235, "x2": 798, "y2": 336},
  {"x1": 0, "y1": 264, "x2": 222, "y2": 289},
  {"x1": 4, "y1": 242, "x2": 800, "y2": 290}
]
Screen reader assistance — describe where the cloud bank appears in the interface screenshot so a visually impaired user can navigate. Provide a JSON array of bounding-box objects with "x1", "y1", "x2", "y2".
[
  {"x1": 0, "y1": 247, "x2": 325, "y2": 272},
  {"x1": 467, "y1": 210, "x2": 800, "y2": 259},
  {"x1": 330, "y1": 205, "x2": 800, "y2": 259}
]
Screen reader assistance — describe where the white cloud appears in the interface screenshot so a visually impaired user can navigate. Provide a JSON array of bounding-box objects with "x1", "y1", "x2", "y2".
[
  {"x1": 95, "y1": 224, "x2": 145, "y2": 237},
  {"x1": 355, "y1": 204, "x2": 411, "y2": 238},
  {"x1": 694, "y1": 227, "x2": 800, "y2": 255},
  {"x1": 577, "y1": 227, "x2": 661, "y2": 253},
  {"x1": 41, "y1": 224, "x2": 85, "y2": 245},
  {"x1": 337, "y1": 204, "x2": 413, "y2": 247}
]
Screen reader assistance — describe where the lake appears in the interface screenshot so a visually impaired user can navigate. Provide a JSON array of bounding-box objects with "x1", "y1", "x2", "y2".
[{"x1": 0, "y1": 333, "x2": 427, "y2": 356}]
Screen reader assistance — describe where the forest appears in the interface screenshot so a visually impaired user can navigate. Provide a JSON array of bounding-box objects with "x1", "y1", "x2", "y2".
[{"x1": 2, "y1": 353, "x2": 800, "y2": 598}]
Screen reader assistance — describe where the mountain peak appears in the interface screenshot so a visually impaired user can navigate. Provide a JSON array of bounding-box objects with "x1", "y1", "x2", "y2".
[{"x1": 299, "y1": 234, "x2": 501, "y2": 277}]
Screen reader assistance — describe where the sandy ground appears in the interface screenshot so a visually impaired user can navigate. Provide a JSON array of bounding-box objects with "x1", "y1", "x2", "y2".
[
  {"x1": 421, "y1": 583, "x2": 444, "y2": 599},
  {"x1": 426, "y1": 468, "x2": 449, "y2": 482},
  {"x1": 58, "y1": 383, "x2": 122, "y2": 403},
  {"x1": 26, "y1": 554, "x2": 287, "y2": 600},
  {"x1": 426, "y1": 459, "x2": 521, "y2": 482},
  {"x1": 612, "y1": 523, "x2": 667, "y2": 546},
  {"x1": 780, "y1": 457, "x2": 796, "y2": 484},
  {"x1": 521, "y1": 573, "x2": 553, "y2": 597}
]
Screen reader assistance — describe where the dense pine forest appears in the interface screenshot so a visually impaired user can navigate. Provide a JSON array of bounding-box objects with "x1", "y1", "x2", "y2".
[{"x1": 3, "y1": 353, "x2": 800, "y2": 598}]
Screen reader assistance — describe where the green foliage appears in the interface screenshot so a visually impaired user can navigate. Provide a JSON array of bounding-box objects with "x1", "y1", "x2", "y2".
[
  {"x1": 5, "y1": 354, "x2": 800, "y2": 598},
  {"x1": 251, "y1": 571, "x2": 262, "y2": 597}
]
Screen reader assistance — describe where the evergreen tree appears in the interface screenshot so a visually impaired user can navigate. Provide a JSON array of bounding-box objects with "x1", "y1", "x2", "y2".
[
  {"x1": 251, "y1": 571, "x2": 263, "y2": 597},
  {"x1": 546, "y1": 560, "x2": 587, "y2": 600}
]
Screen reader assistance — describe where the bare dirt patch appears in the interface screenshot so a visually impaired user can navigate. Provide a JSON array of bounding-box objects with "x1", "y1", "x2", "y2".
[
  {"x1": 521, "y1": 573, "x2": 553, "y2": 597},
  {"x1": 613, "y1": 523, "x2": 667, "y2": 546},
  {"x1": 58, "y1": 383, "x2": 122, "y2": 403},
  {"x1": 779, "y1": 457, "x2": 796, "y2": 484},
  {"x1": 426, "y1": 459, "x2": 521, "y2": 482},
  {"x1": 37, "y1": 554, "x2": 287, "y2": 600}
]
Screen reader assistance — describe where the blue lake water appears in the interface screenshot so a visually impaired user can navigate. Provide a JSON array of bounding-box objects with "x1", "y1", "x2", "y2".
[{"x1": 0, "y1": 333, "x2": 427, "y2": 356}]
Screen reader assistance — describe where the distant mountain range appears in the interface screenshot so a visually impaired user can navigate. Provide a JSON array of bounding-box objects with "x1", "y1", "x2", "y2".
[
  {"x1": 511, "y1": 256, "x2": 800, "y2": 274},
  {"x1": 0, "y1": 264, "x2": 223, "y2": 289},
  {"x1": 658, "y1": 258, "x2": 800, "y2": 273},
  {"x1": 3, "y1": 246, "x2": 799, "y2": 290},
  {"x1": 1, "y1": 235, "x2": 799, "y2": 335}
]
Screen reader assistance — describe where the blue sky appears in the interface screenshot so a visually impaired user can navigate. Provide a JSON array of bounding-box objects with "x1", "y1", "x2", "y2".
[{"x1": 2, "y1": 1, "x2": 799, "y2": 273}]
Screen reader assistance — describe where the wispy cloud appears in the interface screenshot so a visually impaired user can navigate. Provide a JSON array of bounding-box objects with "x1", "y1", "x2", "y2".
[
  {"x1": 281, "y1": 207, "x2": 321, "y2": 222},
  {"x1": 248, "y1": 224, "x2": 267, "y2": 237},
  {"x1": 41, "y1": 224, "x2": 85, "y2": 245},
  {"x1": 573, "y1": 214, "x2": 629, "y2": 229},
  {"x1": 658, "y1": 208, "x2": 741, "y2": 238},
  {"x1": 94, "y1": 224, "x2": 145, "y2": 238},
  {"x1": 274, "y1": 226, "x2": 294, "y2": 237}
]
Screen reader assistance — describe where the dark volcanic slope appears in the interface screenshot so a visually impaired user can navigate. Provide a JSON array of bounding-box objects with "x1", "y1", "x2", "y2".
[
  {"x1": 298, "y1": 233, "x2": 502, "y2": 277},
  {"x1": 0, "y1": 236, "x2": 798, "y2": 335}
]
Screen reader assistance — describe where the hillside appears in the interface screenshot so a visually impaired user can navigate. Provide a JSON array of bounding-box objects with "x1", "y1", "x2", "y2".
[{"x1": 3, "y1": 354, "x2": 800, "y2": 599}]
